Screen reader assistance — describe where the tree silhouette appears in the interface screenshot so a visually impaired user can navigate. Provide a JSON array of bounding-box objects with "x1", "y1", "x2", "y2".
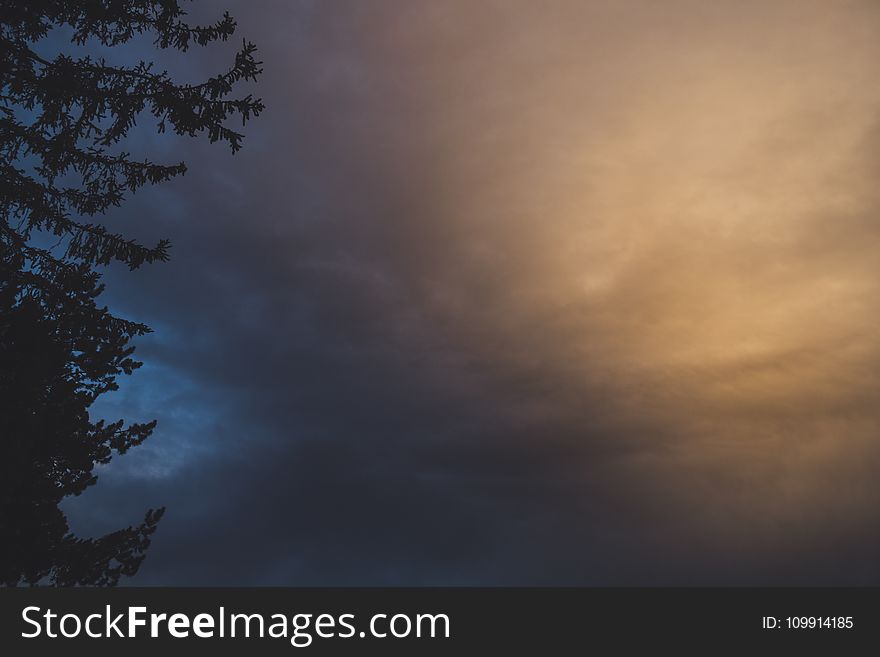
[{"x1": 0, "y1": 0, "x2": 263, "y2": 585}]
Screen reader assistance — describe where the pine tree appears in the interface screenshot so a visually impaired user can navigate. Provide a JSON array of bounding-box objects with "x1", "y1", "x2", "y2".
[{"x1": 0, "y1": 0, "x2": 263, "y2": 585}]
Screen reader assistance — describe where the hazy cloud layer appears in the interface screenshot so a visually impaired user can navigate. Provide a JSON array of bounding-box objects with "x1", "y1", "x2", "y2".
[{"x1": 64, "y1": 0, "x2": 880, "y2": 584}]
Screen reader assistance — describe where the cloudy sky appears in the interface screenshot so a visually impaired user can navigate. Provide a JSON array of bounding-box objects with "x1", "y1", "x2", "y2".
[{"x1": 63, "y1": 0, "x2": 880, "y2": 584}]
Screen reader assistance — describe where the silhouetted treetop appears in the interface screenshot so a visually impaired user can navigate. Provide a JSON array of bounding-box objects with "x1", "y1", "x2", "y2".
[{"x1": 1, "y1": 0, "x2": 264, "y2": 271}]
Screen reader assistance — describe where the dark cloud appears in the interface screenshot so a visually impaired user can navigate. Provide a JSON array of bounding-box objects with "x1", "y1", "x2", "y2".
[{"x1": 63, "y1": 0, "x2": 880, "y2": 585}]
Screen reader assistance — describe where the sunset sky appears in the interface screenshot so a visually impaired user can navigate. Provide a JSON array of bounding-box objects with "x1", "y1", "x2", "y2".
[{"x1": 64, "y1": 0, "x2": 880, "y2": 584}]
